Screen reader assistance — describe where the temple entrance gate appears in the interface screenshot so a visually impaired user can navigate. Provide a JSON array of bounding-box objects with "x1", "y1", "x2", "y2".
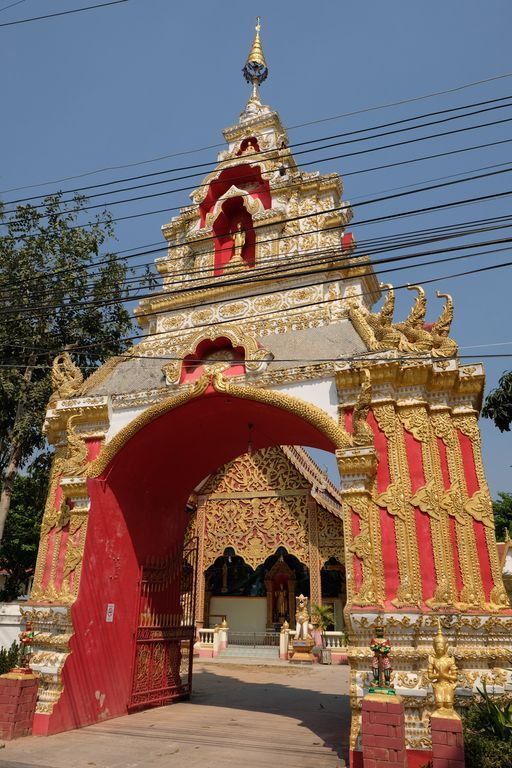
[
  {"x1": 24, "y1": 22, "x2": 511, "y2": 768},
  {"x1": 128, "y1": 536, "x2": 198, "y2": 712}
]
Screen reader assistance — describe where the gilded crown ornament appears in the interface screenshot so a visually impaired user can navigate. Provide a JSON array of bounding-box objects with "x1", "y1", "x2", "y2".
[
  {"x1": 243, "y1": 17, "x2": 268, "y2": 86},
  {"x1": 241, "y1": 17, "x2": 269, "y2": 119}
]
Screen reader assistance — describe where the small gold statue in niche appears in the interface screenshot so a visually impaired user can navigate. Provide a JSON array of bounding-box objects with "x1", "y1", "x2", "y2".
[{"x1": 427, "y1": 619, "x2": 459, "y2": 719}]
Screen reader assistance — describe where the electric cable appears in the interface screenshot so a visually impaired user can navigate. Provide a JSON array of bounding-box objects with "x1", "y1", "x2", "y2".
[
  {"x1": 0, "y1": 0, "x2": 130, "y2": 27},
  {"x1": 5, "y1": 71, "x2": 512, "y2": 195},
  {"x1": 2, "y1": 252, "x2": 512, "y2": 364},
  {"x1": 3, "y1": 227, "x2": 511, "y2": 320},
  {"x1": 4, "y1": 213, "x2": 512, "y2": 303},
  {"x1": 4, "y1": 105, "x2": 512, "y2": 222},
  {"x1": 4, "y1": 93, "x2": 512, "y2": 208}
]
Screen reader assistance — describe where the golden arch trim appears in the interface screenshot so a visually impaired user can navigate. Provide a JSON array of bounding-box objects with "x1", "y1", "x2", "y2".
[{"x1": 88, "y1": 373, "x2": 349, "y2": 478}]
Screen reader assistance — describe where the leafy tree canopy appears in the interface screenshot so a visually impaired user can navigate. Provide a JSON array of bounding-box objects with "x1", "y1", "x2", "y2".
[
  {"x1": 0, "y1": 193, "x2": 140, "y2": 543},
  {"x1": 0, "y1": 457, "x2": 50, "y2": 600},
  {"x1": 482, "y1": 371, "x2": 512, "y2": 432},
  {"x1": 493, "y1": 492, "x2": 512, "y2": 541}
]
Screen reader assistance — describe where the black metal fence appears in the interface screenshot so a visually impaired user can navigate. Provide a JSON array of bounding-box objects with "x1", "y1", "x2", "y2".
[{"x1": 228, "y1": 631, "x2": 280, "y2": 647}]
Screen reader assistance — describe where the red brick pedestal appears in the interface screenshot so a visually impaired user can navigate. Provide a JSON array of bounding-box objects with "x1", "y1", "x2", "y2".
[
  {"x1": 431, "y1": 715, "x2": 465, "y2": 768},
  {"x1": 0, "y1": 670, "x2": 39, "y2": 740},
  {"x1": 361, "y1": 693, "x2": 407, "y2": 768}
]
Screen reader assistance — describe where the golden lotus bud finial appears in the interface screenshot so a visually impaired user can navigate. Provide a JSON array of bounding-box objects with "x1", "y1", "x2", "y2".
[{"x1": 243, "y1": 16, "x2": 268, "y2": 86}]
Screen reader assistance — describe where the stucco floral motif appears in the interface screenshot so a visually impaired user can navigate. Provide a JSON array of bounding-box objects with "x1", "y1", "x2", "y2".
[
  {"x1": 201, "y1": 447, "x2": 309, "y2": 495},
  {"x1": 202, "y1": 495, "x2": 309, "y2": 570}
]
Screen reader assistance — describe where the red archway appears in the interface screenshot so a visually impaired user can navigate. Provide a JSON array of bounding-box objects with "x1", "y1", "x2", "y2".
[{"x1": 34, "y1": 389, "x2": 337, "y2": 735}]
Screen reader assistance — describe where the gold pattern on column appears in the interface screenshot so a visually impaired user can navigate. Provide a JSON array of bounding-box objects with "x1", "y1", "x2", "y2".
[
  {"x1": 453, "y1": 412, "x2": 509, "y2": 608},
  {"x1": 373, "y1": 403, "x2": 422, "y2": 607},
  {"x1": 194, "y1": 500, "x2": 207, "y2": 627},
  {"x1": 431, "y1": 410, "x2": 485, "y2": 608},
  {"x1": 307, "y1": 498, "x2": 322, "y2": 608},
  {"x1": 399, "y1": 404, "x2": 457, "y2": 607},
  {"x1": 337, "y1": 444, "x2": 383, "y2": 607},
  {"x1": 31, "y1": 455, "x2": 65, "y2": 601}
]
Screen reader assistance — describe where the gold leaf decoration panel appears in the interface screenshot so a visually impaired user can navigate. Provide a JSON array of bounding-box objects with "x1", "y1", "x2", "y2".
[
  {"x1": 317, "y1": 505, "x2": 344, "y2": 565},
  {"x1": 202, "y1": 494, "x2": 309, "y2": 570},
  {"x1": 201, "y1": 446, "x2": 310, "y2": 495}
]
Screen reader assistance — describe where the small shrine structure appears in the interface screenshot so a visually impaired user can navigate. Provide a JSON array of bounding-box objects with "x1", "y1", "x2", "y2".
[{"x1": 187, "y1": 445, "x2": 344, "y2": 633}]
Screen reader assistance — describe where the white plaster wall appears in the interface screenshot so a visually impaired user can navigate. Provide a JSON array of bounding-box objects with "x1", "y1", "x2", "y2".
[
  {"x1": 272, "y1": 377, "x2": 338, "y2": 425},
  {"x1": 0, "y1": 603, "x2": 23, "y2": 650},
  {"x1": 107, "y1": 405, "x2": 145, "y2": 441},
  {"x1": 209, "y1": 597, "x2": 267, "y2": 633}
]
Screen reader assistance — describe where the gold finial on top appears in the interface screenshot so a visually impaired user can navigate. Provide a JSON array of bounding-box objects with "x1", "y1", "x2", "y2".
[
  {"x1": 243, "y1": 16, "x2": 268, "y2": 86},
  {"x1": 245, "y1": 16, "x2": 267, "y2": 69}
]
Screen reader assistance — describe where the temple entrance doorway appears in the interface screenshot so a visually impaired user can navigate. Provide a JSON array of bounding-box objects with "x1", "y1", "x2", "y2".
[{"x1": 31, "y1": 386, "x2": 347, "y2": 736}]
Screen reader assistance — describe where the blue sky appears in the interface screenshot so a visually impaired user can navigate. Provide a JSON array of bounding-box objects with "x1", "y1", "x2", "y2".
[{"x1": 2, "y1": 0, "x2": 512, "y2": 495}]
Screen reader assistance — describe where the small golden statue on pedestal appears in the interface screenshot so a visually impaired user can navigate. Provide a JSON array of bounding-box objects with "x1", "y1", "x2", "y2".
[
  {"x1": 427, "y1": 619, "x2": 459, "y2": 719},
  {"x1": 369, "y1": 617, "x2": 394, "y2": 694}
]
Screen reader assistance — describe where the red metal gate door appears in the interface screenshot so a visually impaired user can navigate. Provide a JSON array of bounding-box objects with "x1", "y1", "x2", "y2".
[{"x1": 128, "y1": 536, "x2": 198, "y2": 712}]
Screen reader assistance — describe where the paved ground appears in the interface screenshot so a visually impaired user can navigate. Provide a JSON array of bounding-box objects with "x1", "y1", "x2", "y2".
[{"x1": 0, "y1": 661, "x2": 350, "y2": 768}]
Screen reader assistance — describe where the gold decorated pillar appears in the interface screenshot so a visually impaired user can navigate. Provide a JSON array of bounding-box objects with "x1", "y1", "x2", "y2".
[
  {"x1": 194, "y1": 497, "x2": 208, "y2": 628},
  {"x1": 336, "y1": 445, "x2": 383, "y2": 607},
  {"x1": 307, "y1": 496, "x2": 322, "y2": 608},
  {"x1": 451, "y1": 408, "x2": 509, "y2": 608},
  {"x1": 396, "y1": 402, "x2": 457, "y2": 607}
]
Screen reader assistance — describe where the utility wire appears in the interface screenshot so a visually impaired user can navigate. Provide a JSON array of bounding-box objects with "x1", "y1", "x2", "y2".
[
  {"x1": 3, "y1": 252, "x2": 512, "y2": 363},
  {"x1": 4, "y1": 102, "x2": 512, "y2": 220},
  {"x1": 0, "y1": 0, "x2": 130, "y2": 27},
  {"x1": 4, "y1": 93, "x2": 512, "y2": 207},
  {"x1": 3, "y1": 150, "x2": 511, "y2": 293},
  {"x1": 3, "y1": 228, "x2": 511, "y2": 319},
  {"x1": 0, "y1": 0, "x2": 28, "y2": 13},
  {"x1": 3, "y1": 206, "x2": 511, "y2": 300},
  {"x1": 4, "y1": 215, "x2": 512, "y2": 303},
  {"x1": 4, "y1": 163, "x2": 512, "y2": 249},
  {"x1": 4, "y1": 71, "x2": 512, "y2": 195}
]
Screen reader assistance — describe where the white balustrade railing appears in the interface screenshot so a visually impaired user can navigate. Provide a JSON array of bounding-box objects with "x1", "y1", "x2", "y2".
[
  {"x1": 198, "y1": 628, "x2": 215, "y2": 646},
  {"x1": 323, "y1": 631, "x2": 347, "y2": 648}
]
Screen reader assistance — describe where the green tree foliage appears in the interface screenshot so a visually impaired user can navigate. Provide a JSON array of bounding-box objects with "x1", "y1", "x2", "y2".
[
  {"x1": 0, "y1": 457, "x2": 50, "y2": 600},
  {"x1": 0, "y1": 641, "x2": 20, "y2": 673},
  {"x1": 0, "y1": 194, "x2": 136, "y2": 544},
  {"x1": 482, "y1": 371, "x2": 512, "y2": 432},
  {"x1": 493, "y1": 492, "x2": 512, "y2": 541}
]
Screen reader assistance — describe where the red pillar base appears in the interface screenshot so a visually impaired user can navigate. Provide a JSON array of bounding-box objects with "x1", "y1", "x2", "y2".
[
  {"x1": 0, "y1": 671, "x2": 39, "y2": 740},
  {"x1": 431, "y1": 715, "x2": 465, "y2": 768},
  {"x1": 361, "y1": 693, "x2": 407, "y2": 768}
]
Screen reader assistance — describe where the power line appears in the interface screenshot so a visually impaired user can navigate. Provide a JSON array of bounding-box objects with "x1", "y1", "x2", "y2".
[
  {"x1": 4, "y1": 213, "x2": 511, "y2": 304},
  {"x1": 4, "y1": 93, "x2": 512, "y2": 208},
  {"x1": 3, "y1": 253, "x2": 512, "y2": 363},
  {"x1": 4, "y1": 162, "x2": 512, "y2": 251},
  {"x1": 3, "y1": 225, "x2": 511, "y2": 319},
  {"x1": 0, "y1": 0, "x2": 130, "y2": 27},
  {"x1": 0, "y1": 1, "x2": 28, "y2": 13},
  {"x1": 3, "y1": 149, "x2": 510, "y2": 294},
  {"x1": 3, "y1": 204, "x2": 511, "y2": 300},
  {"x1": 4, "y1": 70, "x2": 512, "y2": 195},
  {"x1": 4, "y1": 99, "x2": 512, "y2": 219}
]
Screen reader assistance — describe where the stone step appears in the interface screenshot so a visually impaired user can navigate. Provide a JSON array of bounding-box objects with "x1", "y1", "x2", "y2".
[{"x1": 220, "y1": 645, "x2": 279, "y2": 658}]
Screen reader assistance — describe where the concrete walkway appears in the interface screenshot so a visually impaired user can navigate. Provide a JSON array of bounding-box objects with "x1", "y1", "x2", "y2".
[{"x1": 1, "y1": 662, "x2": 350, "y2": 768}]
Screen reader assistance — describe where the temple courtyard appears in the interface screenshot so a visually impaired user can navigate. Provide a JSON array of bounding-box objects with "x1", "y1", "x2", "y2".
[{"x1": 0, "y1": 661, "x2": 349, "y2": 768}]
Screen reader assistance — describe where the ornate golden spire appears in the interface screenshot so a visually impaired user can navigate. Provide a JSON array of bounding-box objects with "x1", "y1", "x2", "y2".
[
  {"x1": 245, "y1": 16, "x2": 267, "y2": 71},
  {"x1": 243, "y1": 17, "x2": 268, "y2": 87}
]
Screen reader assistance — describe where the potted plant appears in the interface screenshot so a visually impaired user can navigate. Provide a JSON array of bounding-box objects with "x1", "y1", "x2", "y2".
[{"x1": 312, "y1": 604, "x2": 335, "y2": 664}]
